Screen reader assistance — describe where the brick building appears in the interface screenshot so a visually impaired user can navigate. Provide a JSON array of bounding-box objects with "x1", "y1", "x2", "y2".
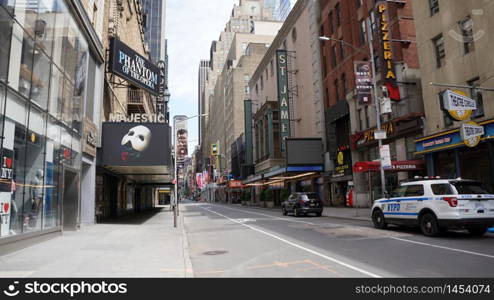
[{"x1": 319, "y1": 0, "x2": 424, "y2": 207}]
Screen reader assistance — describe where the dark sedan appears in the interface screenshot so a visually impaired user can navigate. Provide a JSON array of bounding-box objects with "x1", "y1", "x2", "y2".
[{"x1": 281, "y1": 193, "x2": 323, "y2": 217}]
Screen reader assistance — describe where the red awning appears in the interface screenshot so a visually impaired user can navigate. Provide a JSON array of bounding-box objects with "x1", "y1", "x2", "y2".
[{"x1": 353, "y1": 160, "x2": 425, "y2": 173}]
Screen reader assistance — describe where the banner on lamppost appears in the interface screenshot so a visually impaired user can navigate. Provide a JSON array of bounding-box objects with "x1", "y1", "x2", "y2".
[
  {"x1": 380, "y1": 145, "x2": 392, "y2": 168},
  {"x1": 354, "y1": 61, "x2": 372, "y2": 105}
]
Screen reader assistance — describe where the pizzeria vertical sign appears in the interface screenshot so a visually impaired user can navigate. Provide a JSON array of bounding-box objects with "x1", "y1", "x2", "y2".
[
  {"x1": 109, "y1": 38, "x2": 160, "y2": 96},
  {"x1": 377, "y1": 2, "x2": 396, "y2": 83},
  {"x1": 276, "y1": 50, "x2": 291, "y2": 153}
]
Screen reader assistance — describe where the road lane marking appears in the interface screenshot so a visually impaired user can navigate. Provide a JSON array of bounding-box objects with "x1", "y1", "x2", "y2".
[
  {"x1": 210, "y1": 204, "x2": 316, "y2": 225},
  {"x1": 391, "y1": 237, "x2": 494, "y2": 260},
  {"x1": 201, "y1": 207, "x2": 382, "y2": 278}
]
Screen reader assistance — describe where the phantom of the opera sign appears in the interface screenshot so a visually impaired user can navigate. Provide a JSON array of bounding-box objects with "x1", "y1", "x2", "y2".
[
  {"x1": 276, "y1": 50, "x2": 291, "y2": 153},
  {"x1": 109, "y1": 38, "x2": 160, "y2": 96}
]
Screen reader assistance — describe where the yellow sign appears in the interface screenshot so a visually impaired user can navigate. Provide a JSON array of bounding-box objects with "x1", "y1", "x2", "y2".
[
  {"x1": 378, "y1": 3, "x2": 396, "y2": 80},
  {"x1": 337, "y1": 151, "x2": 344, "y2": 166},
  {"x1": 447, "y1": 90, "x2": 473, "y2": 121},
  {"x1": 461, "y1": 121, "x2": 484, "y2": 148},
  {"x1": 211, "y1": 143, "x2": 219, "y2": 156}
]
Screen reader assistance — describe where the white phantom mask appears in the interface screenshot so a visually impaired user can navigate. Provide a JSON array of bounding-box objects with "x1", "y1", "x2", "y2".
[{"x1": 121, "y1": 126, "x2": 152, "y2": 152}]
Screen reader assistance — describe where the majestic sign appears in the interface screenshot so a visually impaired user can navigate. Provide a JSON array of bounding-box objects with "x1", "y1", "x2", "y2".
[
  {"x1": 109, "y1": 113, "x2": 166, "y2": 123},
  {"x1": 354, "y1": 61, "x2": 372, "y2": 105},
  {"x1": 156, "y1": 60, "x2": 167, "y2": 117},
  {"x1": 461, "y1": 121, "x2": 484, "y2": 148},
  {"x1": 442, "y1": 89, "x2": 477, "y2": 121},
  {"x1": 100, "y1": 123, "x2": 171, "y2": 166},
  {"x1": 109, "y1": 38, "x2": 160, "y2": 96},
  {"x1": 377, "y1": 3, "x2": 397, "y2": 82},
  {"x1": 276, "y1": 50, "x2": 291, "y2": 153}
]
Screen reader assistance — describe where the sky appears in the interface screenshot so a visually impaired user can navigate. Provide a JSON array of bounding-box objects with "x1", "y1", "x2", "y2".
[{"x1": 167, "y1": 0, "x2": 239, "y2": 152}]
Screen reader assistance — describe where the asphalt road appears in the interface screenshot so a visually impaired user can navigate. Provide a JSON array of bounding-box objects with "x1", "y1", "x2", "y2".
[{"x1": 182, "y1": 202, "x2": 494, "y2": 278}]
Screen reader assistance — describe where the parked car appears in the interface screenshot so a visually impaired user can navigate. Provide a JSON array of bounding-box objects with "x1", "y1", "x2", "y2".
[
  {"x1": 371, "y1": 178, "x2": 494, "y2": 237},
  {"x1": 282, "y1": 193, "x2": 323, "y2": 217}
]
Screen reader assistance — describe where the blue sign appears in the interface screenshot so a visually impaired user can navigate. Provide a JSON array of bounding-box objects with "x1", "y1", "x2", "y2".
[{"x1": 287, "y1": 166, "x2": 323, "y2": 172}]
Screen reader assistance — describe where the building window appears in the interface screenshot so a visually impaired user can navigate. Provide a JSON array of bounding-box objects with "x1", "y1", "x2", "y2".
[
  {"x1": 260, "y1": 76, "x2": 263, "y2": 90},
  {"x1": 439, "y1": 91, "x2": 453, "y2": 127},
  {"x1": 430, "y1": 0, "x2": 439, "y2": 16},
  {"x1": 335, "y1": 3, "x2": 341, "y2": 27},
  {"x1": 292, "y1": 27, "x2": 297, "y2": 42},
  {"x1": 432, "y1": 34, "x2": 445, "y2": 68},
  {"x1": 359, "y1": 19, "x2": 367, "y2": 45},
  {"x1": 255, "y1": 84, "x2": 258, "y2": 95},
  {"x1": 468, "y1": 77, "x2": 484, "y2": 118},
  {"x1": 341, "y1": 73, "x2": 347, "y2": 97},
  {"x1": 356, "y1": 0, "x2": 362, "y2": 8},
  {"x1": 334, "y1": 79, "x2": 340, "y2": 101},
  {"x1": 270, "y1": 60, "x2": 274, "y2": 76},
  {"x1": 92, "y1": 4, "x2": 98, "y2": 27},
  {"x1": 328, "y1": 11, "x2": 334, "y2": 34},
  {"x1": 364, "y1": 105, "x2": 370, "y2": 128},
  {"x1": 459, "y1": 16, "x2": 475, "y2": 54},
  {"x1": 331, "y1": 45, "x2": 337, "y2": 67},
  {"x1": 339, "y1": 41, "x2": 345, "y2": 60},
  {"x1": 358, "y1": 108, "x2": 363, "y2": 131}
]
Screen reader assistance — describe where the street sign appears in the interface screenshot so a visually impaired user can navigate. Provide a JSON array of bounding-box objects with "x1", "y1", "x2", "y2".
[
  {"x1": 380, "y1": 145, "x2": 392, "y2": 168},
  {"x1": 374, "y1": 130, "x2": 387, "y2": 140},
  {"x1": 460, "y1": 121, "x2": 484, "y2": 148},
  {"x1": 442, "y1": 89, "x2": 476, "y2": 121}
]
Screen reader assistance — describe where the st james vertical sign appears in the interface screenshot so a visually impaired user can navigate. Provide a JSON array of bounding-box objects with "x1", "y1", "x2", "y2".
[{"x1": 276, "y1": 50, "x2": 291, "y2": 153}]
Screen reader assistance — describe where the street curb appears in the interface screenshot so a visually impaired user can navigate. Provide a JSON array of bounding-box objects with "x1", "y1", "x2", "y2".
[{"x1": 180, "y1": 213, "x2": 194, "y2": 278}]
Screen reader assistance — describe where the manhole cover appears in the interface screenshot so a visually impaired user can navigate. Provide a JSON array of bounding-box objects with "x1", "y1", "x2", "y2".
[{"x1": 202, "y1": 250, "x2": 228, "y2": 256}]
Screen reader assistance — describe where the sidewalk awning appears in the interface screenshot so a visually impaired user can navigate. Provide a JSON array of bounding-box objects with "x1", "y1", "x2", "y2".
[{"x1": 353, "y1": 160, "x2": 425, "y2": 173}]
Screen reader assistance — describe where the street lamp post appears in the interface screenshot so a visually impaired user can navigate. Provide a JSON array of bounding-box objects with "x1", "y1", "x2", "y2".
[{"x1": 319, "y1": 19, "x2": 388, "y2": 200}]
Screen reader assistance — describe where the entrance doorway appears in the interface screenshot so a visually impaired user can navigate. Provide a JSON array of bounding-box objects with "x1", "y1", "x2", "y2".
[{"x1": 62, "y1": 168, "x2": 80, "y2": 230}]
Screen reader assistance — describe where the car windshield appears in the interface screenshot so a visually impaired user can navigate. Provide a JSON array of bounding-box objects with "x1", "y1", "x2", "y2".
[
  {"x1": 450, "y1": 181, "x2": 491, "y2": 195},
  {"x1": 300, "y1": 193, "x2": 319, "y2": 201}
]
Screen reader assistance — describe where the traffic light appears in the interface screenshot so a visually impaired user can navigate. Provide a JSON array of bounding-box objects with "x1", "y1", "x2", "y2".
[{"x1": 211, "y1": 143, "x2": 219, "y2": 156}]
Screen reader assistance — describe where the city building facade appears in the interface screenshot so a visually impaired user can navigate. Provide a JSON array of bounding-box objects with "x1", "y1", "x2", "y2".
[
  {"x1": 319, "y1": 0, "x2": 423, "y2": 207},
  {"x1": 244, "y1": 0, "x2": 325, "y2": 205},
  {"x1": 0, "y1": 0, "x2": 105, "y2": 246},
  {"x1": 413, "y1": 0, "x2": 494, "y2": 191}
]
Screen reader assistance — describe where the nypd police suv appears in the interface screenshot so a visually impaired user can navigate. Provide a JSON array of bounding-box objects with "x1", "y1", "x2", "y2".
[{"x1": 372, "y1": 178, "x2": 494, "y2": 237}]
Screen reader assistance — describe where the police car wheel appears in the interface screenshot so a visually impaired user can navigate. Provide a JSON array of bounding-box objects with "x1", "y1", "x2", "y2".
[
  {"x1": 467, "y1": 227, "x2": 488, "y2": 237},
  {"x1": 372, "y1": 209, "x2": 387, "y2": 229},
  {"x1": 420, "y1": 213, "x2": 440, "y2": 237}
]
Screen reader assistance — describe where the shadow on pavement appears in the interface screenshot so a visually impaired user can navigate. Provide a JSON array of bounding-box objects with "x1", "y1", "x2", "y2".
[{"x1": 98, "y1": 208, "x2": 167, "y2": 225}]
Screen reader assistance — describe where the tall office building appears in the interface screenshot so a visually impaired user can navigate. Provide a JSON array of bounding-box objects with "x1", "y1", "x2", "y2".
[
  {"x1": 142, "y1": 0, "x2": 167, "y2": 63},
  {"x1": 198, "y1": 60, "x2": 210, "y2": 146},
  {"x1": 263, "y1": 0, "x2": 294, "y2": 21}
]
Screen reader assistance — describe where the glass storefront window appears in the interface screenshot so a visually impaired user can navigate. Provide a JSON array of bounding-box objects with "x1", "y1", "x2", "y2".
[
  {"x1": 44, "y1": 117, "x2": 61, "y2": 229},
  {"x1": 12, "y1": 0, "x2": 38, "y2": 39},
  {"x1": 23, "y1": 107, "x2": 47, "y2": 232},
  {"x1": 8, "y1": 23, "x2": 35, "y2": 98},
  {"x1": 0, "y1": 7, "x2": 13, "y2": 83},
  {"x1": 61, "y1": 76, "x2": 74, "y2": 126},
  {"x1": 36, "y1": 0, "x2": 56, "y2": 58},
  {"x1": 51, "y1": 0, "x2": 69, "y2": 69},
  {"x1": 30, "y1": 45, "x2": 51, "y2": 109},
  {"x1": 48, "y1": 64, "x2": 63, "y2": 119}
]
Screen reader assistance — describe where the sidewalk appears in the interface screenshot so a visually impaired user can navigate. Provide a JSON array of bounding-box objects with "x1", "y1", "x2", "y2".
[
  {"x1": 322, "y1": 207, "x2": 372, "y2": 221},
  {"x1": 0, "y1": 208, "x2": 193, "y2": 278}
]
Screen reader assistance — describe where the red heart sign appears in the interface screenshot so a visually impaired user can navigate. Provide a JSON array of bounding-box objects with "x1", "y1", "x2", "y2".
[
  {"x1": 3, "y1": 203, "x2": 9, "y2": 214},
  {"x1": 6, "y1": 158, "x2": 12, "y2": 169},
  {"x1": 121, "y1": 152, "x2": 129, "y2": 161}
]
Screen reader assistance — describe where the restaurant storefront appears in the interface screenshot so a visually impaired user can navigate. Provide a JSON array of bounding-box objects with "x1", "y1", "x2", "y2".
[
  {"x1": 0, "y1": 0, "x2": 104, "y2": 244},
  {"x1": 415, "y1": 118, "x2": 494, "y2": 192}
]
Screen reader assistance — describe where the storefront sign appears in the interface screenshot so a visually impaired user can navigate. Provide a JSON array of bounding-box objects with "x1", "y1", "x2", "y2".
[
  {"x1": 354, "y1": 61, "x2": 372, "y2": 105},
  {"x1": 363, "y1": 123, "x2": 395, "y2": 144},
  {"x1": 83, "y1": 117, "x2": 98, "y2": 157},
  {"x1": 0, "y1": 149, "x2": 14, "y2": 193},
  {"x1": 286, "y1": 138, "x2": 324, "y2": 167},
  {"x1": 228, "y1": 180, "x2": 245, "y2": 189},
  {"x1": 354, "y1": 160, "x2": 424, "y2": 173},
  {"x1": 333, "y1": 147, "x2": 352, "y2": 178},
  {"x1": 276, "y1": 50, "x2": 291, "y2": 152},
  {"x1": 109, "y1": 113, "x2": 166, "y2": 123},
  {"x1": 415, "y1": 119, "x2": 494, "y2": 154},
  {"x1": 442, "y1": 89, "x2": 476, "y2": 121},
  {"x1": 156, "y1": 60, "x2": 167, "y2": 117},
  {"x1": 461, "y1": 121, "x2": 484, "y2": 148},
  {"x1": 109, "y1": 38, "x2": 160, "y2": 96},
  {"x1": 100, "y1": 123, "x2": 171, "y2": 166},
  {"x1": 378, "y1": 2, "x2": 397, "y2": 82}
]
